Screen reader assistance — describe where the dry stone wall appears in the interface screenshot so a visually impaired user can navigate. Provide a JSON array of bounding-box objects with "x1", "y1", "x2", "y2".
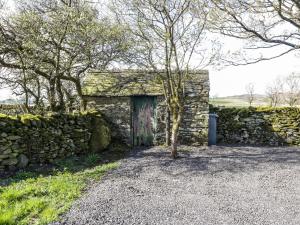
[
  {"x1": 211, "y1": 107, "x2": 300, "y2": 146},
  {"x1": 0, "y1": 112, "x2": 111, "y2": 172}
]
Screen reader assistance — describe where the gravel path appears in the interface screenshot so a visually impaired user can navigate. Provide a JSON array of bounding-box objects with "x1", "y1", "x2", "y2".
[{"x1": 53, "y1": 146, "x2": 300, "y2": 225}]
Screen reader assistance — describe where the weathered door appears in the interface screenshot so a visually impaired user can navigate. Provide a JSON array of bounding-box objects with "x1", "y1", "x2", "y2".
[{"x1": 132, "y1": 96, "x2": 156, "y2": 146}]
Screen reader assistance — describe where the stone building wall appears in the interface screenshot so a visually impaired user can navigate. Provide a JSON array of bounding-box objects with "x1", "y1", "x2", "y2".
[
  {"x1": 180, "y1": 73, "x2": 210, "y2": 145},
  {"x1": 179, "y1": 96, "x2": 209, "y2": 145},
  {"x1": 211, "y1": 107, "x2": 300, "y2": 146},
  {"x1": 85, "y1": 96, "x2": 132, "y2": 145},
  {"x1": 155, "y1": 100, "x2": 209, "y2": 146},
  {"x1": 153, "y1": 96, "x2": 167, "y2": 145},
  {"x1": 85, "y1": 96, "x2": 166, "y2": 146},
  {"x1": 85, "y1": 94, "x2": 209, "y2": 146},
  {"x1": 0, "y1": 112, "x2": 111, "y2": 171},
  {"x1": 83, "y1": 70, "x2": 210, "y2": 146}
]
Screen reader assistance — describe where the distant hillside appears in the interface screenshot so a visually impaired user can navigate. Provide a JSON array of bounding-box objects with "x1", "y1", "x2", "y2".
[
  {"x1": 221, "y1": 94, "x2": 266, "y2": 100},
  {"x1": 0, "y1": 99, "x2": 24, "y2": 104},
  {"x1": 210, "y1": 94, "x2": 269, "y2": 107}
]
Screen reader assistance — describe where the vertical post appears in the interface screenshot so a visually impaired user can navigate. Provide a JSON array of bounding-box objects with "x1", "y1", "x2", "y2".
[
  {"x1": 208, "y1": 113, "x2": 218, "y2": 146},
  {"x1": 131, "y1": 97, "x2": 135, "y2": 148}
]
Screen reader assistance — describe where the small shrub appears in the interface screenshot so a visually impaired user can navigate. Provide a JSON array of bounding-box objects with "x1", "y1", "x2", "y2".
[{"x1": 85, "y1": 153, "x2": 100, "y2": 166}]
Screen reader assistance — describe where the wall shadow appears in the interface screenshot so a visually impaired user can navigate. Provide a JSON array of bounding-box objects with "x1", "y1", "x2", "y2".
[
  {"x1": 112, "y1": 145, "x2": 300, "y2": 178},
  {"x1": 0, "y1": 146, "x2": 129, "y2": 187}
]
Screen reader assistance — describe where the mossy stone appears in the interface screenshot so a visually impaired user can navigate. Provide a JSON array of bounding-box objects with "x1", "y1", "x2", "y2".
[
  {"x1": 2, "y1": 158, "x2": 18, "y2": 166},
  {"x1": 0, "y1": 111, "x2": 112, "y2": 171},
  {"x1": 89, "y1": 116, "x2": 111, "y2": 153},
  {"x1": 212, "y1": 106, "x2": 300, "y2": 146}
]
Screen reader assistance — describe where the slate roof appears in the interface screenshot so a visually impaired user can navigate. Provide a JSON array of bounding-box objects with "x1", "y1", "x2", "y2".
[{"x1": 82, "y1": 70, "x2": 209, "y2": 97}]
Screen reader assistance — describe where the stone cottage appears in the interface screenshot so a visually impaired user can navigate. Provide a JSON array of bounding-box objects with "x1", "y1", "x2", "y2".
[{"x1": 82, "y1": 70, "x2": 210, "y2": 147}]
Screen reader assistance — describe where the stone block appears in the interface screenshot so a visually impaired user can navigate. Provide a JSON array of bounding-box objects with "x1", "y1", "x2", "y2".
[
  {"x1": 17, "y1": 154, "x2": 29, "y2": 168},
  {"x1": 2, "y1": 158, "x2": 18, "y2": 166},
  {"x1": 7, "y1": 135, "x2": 21, "y2": 141}
]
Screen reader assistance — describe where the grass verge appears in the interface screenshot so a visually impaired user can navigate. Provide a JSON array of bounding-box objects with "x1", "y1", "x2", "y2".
[{"x1": 0, "y1": 149, "x2": 124, "y2": 225}]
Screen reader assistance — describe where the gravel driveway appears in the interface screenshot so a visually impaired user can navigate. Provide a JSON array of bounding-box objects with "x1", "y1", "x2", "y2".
[{"x1": 53, "y1": 146, "x2": 300, "y2": 225}]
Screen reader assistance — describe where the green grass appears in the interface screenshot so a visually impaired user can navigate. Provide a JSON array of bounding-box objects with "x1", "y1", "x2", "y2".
[{"x1": 0, "y1": 154, "x2": 120, "y2": 225}]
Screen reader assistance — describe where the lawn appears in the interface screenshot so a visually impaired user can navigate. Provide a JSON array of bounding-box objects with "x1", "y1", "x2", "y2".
[{"x1": 0, "y1": 150, "x2": 123, "y2": 225}]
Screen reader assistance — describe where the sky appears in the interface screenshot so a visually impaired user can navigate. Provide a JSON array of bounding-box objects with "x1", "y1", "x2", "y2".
[
  {"x1": 209, "y1": 53, "x2": 300, "y2": 97},
  {"x1": 0, "y1": 0, "x2": 299, "y2": 100}
]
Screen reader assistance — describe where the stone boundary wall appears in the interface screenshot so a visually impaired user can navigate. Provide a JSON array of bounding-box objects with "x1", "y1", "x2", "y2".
[
  {"x1": 0, "y1": 112, "x2": 111, "y2": 172},
  {"x1": 211, "y1": 107, "x2": 300, "y2": 146}
]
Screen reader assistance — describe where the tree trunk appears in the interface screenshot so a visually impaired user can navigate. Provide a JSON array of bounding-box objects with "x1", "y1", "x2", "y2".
[
  {"x1": 170, "y1": 109, "x2": 182, "y2": 159},
  {"x1": 56, "y1": 78, "x2": 65, "y2": 111},
  {"x1": 49, "y1": 78, "x2": 56, "y2": 111},
  {"x1": 36, "y1": 77, "x2": 41, "y2": 108},
  {"x1": 74, "y1": 80, "x2": 87, "y2": 111},
  {"x1": 80, "y1": 98, "x2": 87, "y2": 111},
  {"x1": 171, "y1": 118, "x2": 180, "y2": 158},
  {"x1": 23, "y1": 90, "x2": 30, "y2": 113},
  {"x1": 165, "y1": 108, "x2": 171, "y2": 146}
]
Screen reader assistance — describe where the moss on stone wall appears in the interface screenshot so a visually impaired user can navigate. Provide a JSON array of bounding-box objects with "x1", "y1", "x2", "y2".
[
  {"x1": 210, "y1": 106, "x2": 300, "y2": 146},
  {"x1": 83, "y1": 70, "x2": 209, "y2": 97},
  {"x1": 89, "y1": 114, "x2": 111, "y2": 152},
  {"x1": 0, "y1": 111, "x2": 111, "y2": 172}
]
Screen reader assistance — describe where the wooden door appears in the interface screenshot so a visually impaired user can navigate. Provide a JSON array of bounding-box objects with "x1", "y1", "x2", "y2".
[{"x1": 132, "y1": 96, "x2": 156, "y2": 146}]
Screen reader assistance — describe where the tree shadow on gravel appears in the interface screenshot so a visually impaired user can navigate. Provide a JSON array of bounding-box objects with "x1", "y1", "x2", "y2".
[{"x1": 117, "y1": 146, "x2": 300, "y2": 177}]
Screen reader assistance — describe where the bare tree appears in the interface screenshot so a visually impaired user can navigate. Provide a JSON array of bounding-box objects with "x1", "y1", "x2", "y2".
[
  {"x1": 210, "y1": 0, "x2": 300, "y2": 65},
  {"x1": 112, "y1": 0, "x2": 220, "y2": 158},
  {"x1": 265, "y1": 77, "x2": 283, "y2": 107},
  {"x1": 245, "y1": 83, "x2": 255, "y2": 106},
  {"x1": 284, "y1": 73, "x2": 300, "y2": 106},
  {"x1": 0, "y1": 0, "x2": 130, "y2": 111}
]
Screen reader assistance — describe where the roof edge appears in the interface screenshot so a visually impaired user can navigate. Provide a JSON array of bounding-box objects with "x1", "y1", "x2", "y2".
[{"x1": 88, "y1": 69, "x2": 209, "y2": 75}]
